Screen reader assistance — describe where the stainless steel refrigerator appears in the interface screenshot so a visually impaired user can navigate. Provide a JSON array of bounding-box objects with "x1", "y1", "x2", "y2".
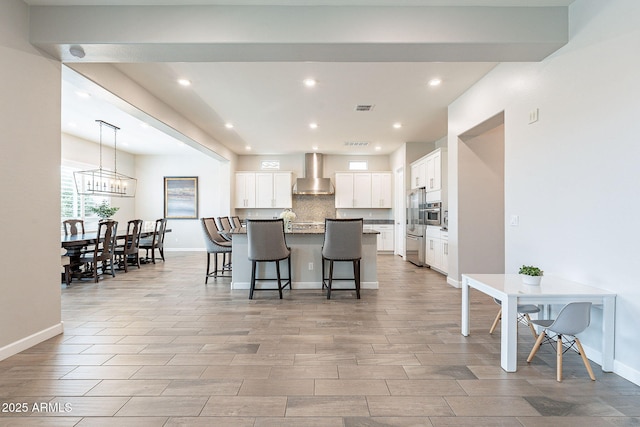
[{"x1": 406, "y1": 187, "x2": 426, "y2": 266}]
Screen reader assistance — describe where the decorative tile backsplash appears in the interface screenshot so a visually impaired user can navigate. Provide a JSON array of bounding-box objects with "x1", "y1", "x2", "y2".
[{"x1": 292, "y1": 195, "x2": 336, "y2": 222}]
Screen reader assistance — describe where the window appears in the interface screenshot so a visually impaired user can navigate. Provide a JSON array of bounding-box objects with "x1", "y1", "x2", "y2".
[
  {"x1": 348, "y1": 160, "x2": 368, "y2": 171},
  {"x1": 61, "y1": 163, "x2": 107, "y2": 232},
  {"x1": 261, "y1": 160, "x2": 280, "y2": 170}
]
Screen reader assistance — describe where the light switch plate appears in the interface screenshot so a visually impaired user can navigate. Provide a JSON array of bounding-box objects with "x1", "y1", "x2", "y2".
[{"x1": 510, "y1": 215, "x2": 519, "y2": 226}]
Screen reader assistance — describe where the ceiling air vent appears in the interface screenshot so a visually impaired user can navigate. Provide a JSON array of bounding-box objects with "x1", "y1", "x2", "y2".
[
  {"x1": 344, "y1": 141, "x2": 370, "y2": 147},
  {"x1": 355, "y1": 104, "x2": 374, "y2": 112}
]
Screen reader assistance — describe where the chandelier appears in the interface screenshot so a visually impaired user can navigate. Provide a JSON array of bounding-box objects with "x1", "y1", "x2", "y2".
[{"x1": 74, "y1": 120, "x2": 137, "y2": 198}]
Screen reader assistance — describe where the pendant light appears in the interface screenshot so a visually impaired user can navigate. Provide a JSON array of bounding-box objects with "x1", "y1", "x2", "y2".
[{"x1": 74, "y1": 120, "x2": 137, "y2": 198}]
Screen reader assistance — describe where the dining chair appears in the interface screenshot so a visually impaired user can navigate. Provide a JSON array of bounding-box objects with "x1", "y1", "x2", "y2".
[
  {"x1": 63, "y1": 219, "x2": 85, "y2": 236},
  {"x1": 62, "y1": 219, "x2": 88, "y2": 275},
  {"x1": 246, "y1": 219, "x2": 291, "y2": 299},
  {"x1": 115, "y1": 219, "x2": 143, "y2": 272},
  {"x1": 216, "y1": 216, "x2": 233, "y2": 241},
  {"x1": 61, "y1": 248, "x2": 71, "y2": 287},
  {"x1": 140, "y1": 218, "x2": 168, "y2": 263},
  {"x1": 230, "y1": 216, "x2": 242, "y2": 229},
  {"x1": 489, "y1": 297, "x2": 541, "y2": 339},
  {"x1": 201, "y1": 217, "x2": 232, "y2": 283},
  {"x1": 80, "y1": 220, "x2": 118, "y2": 283},
  {"x1": 321, "y1": 218, "x2": 363, "y2": 299},
  {"x1": 526, "y1": 302, "x2": 596, "y2": 382}
]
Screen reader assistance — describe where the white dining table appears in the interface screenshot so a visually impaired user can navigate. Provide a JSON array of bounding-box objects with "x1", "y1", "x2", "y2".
[{"x1": 461, "y1": 273, "x2": 616, "y2": 373}]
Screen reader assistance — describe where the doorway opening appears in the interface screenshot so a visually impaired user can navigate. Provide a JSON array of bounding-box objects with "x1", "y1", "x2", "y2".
[{"x1": 458, "y1": 112, "x2": 505, "y2": 275}]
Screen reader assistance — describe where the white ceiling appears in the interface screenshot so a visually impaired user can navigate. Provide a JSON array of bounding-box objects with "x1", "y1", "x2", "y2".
[{"x1": 45, "y1": 0, "x2": 574, "y2": 156}]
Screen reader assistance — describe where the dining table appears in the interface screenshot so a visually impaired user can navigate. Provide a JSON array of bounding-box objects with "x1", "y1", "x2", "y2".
[
  {"x1": 461, "y1": 273, "x2": 616, "y2": 373},
  {"x1": 61, "y1": 226, "x2": 170, "y2": 275}
]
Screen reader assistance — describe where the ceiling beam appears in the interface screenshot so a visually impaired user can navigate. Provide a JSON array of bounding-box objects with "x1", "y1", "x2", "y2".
[{"x1": 30, "y1": 5, "x2": 568, "y2": 62}]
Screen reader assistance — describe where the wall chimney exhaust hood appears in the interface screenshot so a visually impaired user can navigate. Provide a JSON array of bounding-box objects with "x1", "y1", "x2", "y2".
[{"x1": 293, "y1": 153, "x2": 334, "y2": 195}]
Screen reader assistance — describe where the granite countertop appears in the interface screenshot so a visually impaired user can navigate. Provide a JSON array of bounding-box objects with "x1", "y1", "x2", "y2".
[{"x1": 229, "y1": 227, "x2": 379, "y2": 235}]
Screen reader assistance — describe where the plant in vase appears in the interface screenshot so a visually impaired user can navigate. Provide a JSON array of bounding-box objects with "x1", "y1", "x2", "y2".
[
  {"x1": 519, "y1": 265, "x2": 543, "y2": 286},
  {"x1": 279, "y1": 209, "x2": 296, "y2": 231},
  {"x1": 89, "y1": 200, "x2": 119, "y2": 220}
]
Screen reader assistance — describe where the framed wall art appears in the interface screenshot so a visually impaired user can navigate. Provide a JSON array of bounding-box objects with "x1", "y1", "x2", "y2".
[{"x1": 164, "y1": 176, "x2": 198, "y2": 219}]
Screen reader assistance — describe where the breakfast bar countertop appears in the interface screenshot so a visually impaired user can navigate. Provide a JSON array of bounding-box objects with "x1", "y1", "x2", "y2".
[{"x1": 229, "y1": 226, "x2": 380, "y2": 235}]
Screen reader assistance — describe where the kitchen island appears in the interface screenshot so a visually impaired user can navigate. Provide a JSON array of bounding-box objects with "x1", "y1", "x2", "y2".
[{"x1": 229, "y1": 226, "x2": 379, "y2": 290}]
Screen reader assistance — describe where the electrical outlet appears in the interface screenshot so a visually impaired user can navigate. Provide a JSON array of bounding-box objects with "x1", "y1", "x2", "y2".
[{"x1": 308, "y1": 262, "x2": 313, "y2": 270}]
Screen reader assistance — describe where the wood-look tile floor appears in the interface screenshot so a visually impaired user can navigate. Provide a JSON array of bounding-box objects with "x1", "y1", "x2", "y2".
[{"x1": 1, "y1": 252, "x2": 639, "y2": 426}]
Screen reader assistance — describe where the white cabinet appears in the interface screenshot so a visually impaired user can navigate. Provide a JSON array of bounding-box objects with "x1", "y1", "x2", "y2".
[
  {"x1": 425, "y1": 226, "x2": 448, "y2": 274},
  {"x1": 371, "y1": 173, "x2": 393, "y2": 208},
  {"x1": 335, "y1": 172, "x2": 392, "y2": 208},
  {"x1": 256, "y1": 172, "x2": 292, "y2": 208},
  {"x1": 236, "y1": 172, "x2": 292, "y2": 209},
  {"x1": 425, "y1": 149, "x2": 442, "y2": 191},
  {"x1": 410, "y1": 148, "x2": 443, "y2": 193},
  {"x1": 235, "y1": 172, "x2": 256, "y2": 208},
  {"x1": 364, "y1": 224, "x2": 394, "y2": 252},
  {"x1": 410, "y1": 159, "x2": 426, "y2": 189},
  {"x1": 373, "y1": 224, "x2": 394, "y2": 252}
]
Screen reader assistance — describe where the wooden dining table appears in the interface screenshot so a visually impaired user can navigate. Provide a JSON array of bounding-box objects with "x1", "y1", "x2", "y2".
[
  {"x1": 61, "y1": 227, "x2": 170, "y2": 278},
  {"x1": 61, "y1": 227, "x2": 170, "y2": 250}
]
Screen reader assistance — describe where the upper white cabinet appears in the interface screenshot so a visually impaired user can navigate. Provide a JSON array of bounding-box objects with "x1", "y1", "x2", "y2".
[
  {"x1": 235, "y1": 172, "x2": 256, "y2": 208},
  {"x1": 371, "y1": 173, "x2": 393, "y2": 208},
  {"x1": 236, "y1": 172, "x2": 292, "y2": 209},
  {"x1": 410, "y1": 158, "x2": 426, "y2": 189},
  {"x1": 335, "y1": 172, "x2": 392, "y2": 208},
  {"x1": 425, "y1": 149, "x2": 441, "y2": 191},
  {"x1": 410, "y1": 148, "x2": 444, "y2": 193}
]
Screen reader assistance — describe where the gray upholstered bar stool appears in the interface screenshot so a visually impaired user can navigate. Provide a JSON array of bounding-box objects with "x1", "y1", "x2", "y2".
[
  {"x1": 322, "y1": 218, "x2": 363, "y2": 299},
  {"x1": 200, "y1": 217, "x2": 232, "y2": 283},
  {"x1": 246, "y1": 219, "x2": 291, "y2": 299}
]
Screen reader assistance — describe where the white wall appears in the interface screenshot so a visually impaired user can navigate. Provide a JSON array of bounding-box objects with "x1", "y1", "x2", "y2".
[
  {"x1": 135, "y1": 152, "x2": 230, "y2": 250},
  {"x1": 0, "y1": 0, "x2": 63, "y2": 359},
  {"x1": 448, "y1": 0, "x2": 640, "y2": 383}
]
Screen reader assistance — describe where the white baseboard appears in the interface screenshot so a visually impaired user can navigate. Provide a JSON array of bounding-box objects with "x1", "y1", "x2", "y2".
[
  {"x1": 231, "y1": 281, "x2": 378, "y2": 290},
  {"x1": 0, "y1": 322, "x2": 64, "y2": 362},
  {"x1": 447, "y1": 276, "x2": 460, "y2": 288},
  {"x1": 581, "y1": 342, "x2": 640, "y2": 386}
]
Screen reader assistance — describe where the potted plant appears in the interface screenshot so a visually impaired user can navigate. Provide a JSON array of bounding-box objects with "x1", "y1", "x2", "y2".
[
  {"x1": 519, "y1": 265, "x2": 543, "y2": 286},
  {"x1": 89, "y1": 200, "x2": 119, "y2": 220}
]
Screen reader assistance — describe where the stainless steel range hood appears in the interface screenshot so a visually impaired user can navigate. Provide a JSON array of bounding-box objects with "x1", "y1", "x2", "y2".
[{"x1": 293, "y1": 153, "x2": 334, "y2": 195}]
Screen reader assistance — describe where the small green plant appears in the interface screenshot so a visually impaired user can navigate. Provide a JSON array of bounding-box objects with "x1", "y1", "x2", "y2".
[
  {"x1": 89, "y1": 200, "x2": 119, "y2": 219},
  {"x1": 519, "y1": 265, "x2": 543, "y2": 276}
]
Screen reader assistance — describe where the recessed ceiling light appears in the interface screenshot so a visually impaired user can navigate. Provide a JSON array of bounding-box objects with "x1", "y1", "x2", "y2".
[
  {"x1": 428, "y1": 78, "x2": 442, "y2": 87},
  {"x1": 245, "y1": 146, "x2": 252, "y2": 151},
  {"x1": 375, "y1": 146, "x2": 382, "y2": 151},
  {"x1": 140, "y1": 122, "x2": 149, "y2": 128},
  {"x1": 309, "y1": 122, "x2": 318, "y2": 129},
  {"x1": 393, "y1": 122, "x2": 402, "y2": 129},
  {"x1": 177, "y1": 78, "x2": 191, "y2": 86},
  {"x1": 303, "y1": 78, "x2": 317, "y2": 87},
  {"x1": 225, "y1": 123, "x2": 234, "y2": 129},
  {"x1": 68, "y1": 121, "x2": 77, "y2": 128},
  {"x1": 312, "y1": 146, "x2": 319, "y2": 151},
  {"x1": 75, "y1": 91, "x2": 90, "y2": 98}
]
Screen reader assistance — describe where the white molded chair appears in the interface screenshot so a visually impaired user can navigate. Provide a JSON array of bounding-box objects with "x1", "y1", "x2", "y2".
[
  {"x1": 489, "y1": 298, "x2": 541, "y2": 339},
  {"x1": 526, "y1": 301, "x2": 596, "y2": 382}
]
